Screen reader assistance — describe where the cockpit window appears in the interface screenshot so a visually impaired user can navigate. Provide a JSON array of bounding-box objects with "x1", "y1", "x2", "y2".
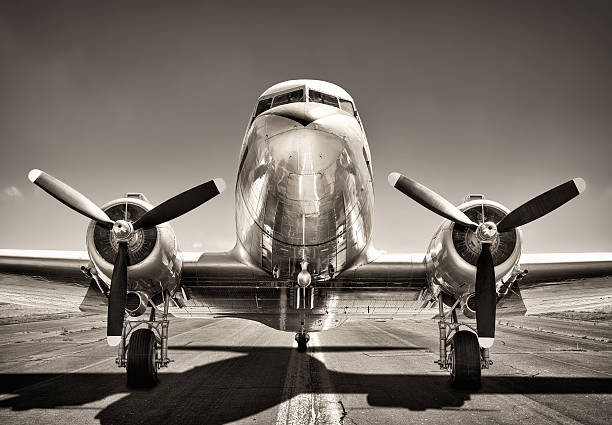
[
  {"x1": 252, "y1": 87, "x2": 359, "y2": 123},
  {"x1": 309, "y1": 90, "x2": 339, "y2": 108},
  {"x1": 255, "y1": 97, "x2": 273, "y2": 117},
  {"x1": 271, "y1": 88, "x2": 305, "y2": 107},
  {"x1": 339, "y1": 99, "x2": 355, "y2": 115}
]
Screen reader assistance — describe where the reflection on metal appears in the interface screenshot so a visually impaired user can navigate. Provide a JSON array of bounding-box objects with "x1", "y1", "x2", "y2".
[
  {"x1": 295, "y1": 287, "x2": 315, "y2": 309},
  {"x1": 235, "y1": 97, "x2": 374, "y2": 281},
  {"x1": 297, "y1": 260, "x2": 311, "y2": 287},
  {"x1": 176, "y1": 285, "x2": 427, "y2": 332}
]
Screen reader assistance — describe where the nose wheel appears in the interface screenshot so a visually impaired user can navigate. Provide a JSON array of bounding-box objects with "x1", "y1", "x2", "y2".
[
  {"x1": 117, "y1": 290, "x2": 173, "y2": 387},
  {"x1": 295, "y1": 332, "x2": 310, "y2": 352},
  {"x1": 449, "y1": 330, "x2": 481, "y2": 388},
  {"x1": 127, "y1": 328, "x2": 158, "y2": 387},
  {"x1": 434, "y1": 294, "x2": 488, "y2": 389}
]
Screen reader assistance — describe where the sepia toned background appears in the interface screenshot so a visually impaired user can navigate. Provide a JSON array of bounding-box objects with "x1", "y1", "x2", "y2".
[{"x1": 1, "y1": 0, "x2": 610, "y2": 253}]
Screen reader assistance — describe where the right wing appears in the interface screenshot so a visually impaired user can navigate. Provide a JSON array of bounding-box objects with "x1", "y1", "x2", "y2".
[{"x1": 519, "y1": 252, "x2": 612, "y2": 285}]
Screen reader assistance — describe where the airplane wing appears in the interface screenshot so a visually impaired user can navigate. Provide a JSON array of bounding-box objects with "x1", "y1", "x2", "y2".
[
  {"x1": 1, "y1": 249, "x2": 611, "y2": 319},
  {"x1": 0, "y1": 249, "x2": 91, "y2": 284},
  {"x1": 519, "y1": 252, "x2": 612, "y2": 285},
  {"x1": 177, "y1": 251, "x2": 430, "y2": 321},
  {"x1": 0, "y1": 249, "x2": 98, "y2": 314}
]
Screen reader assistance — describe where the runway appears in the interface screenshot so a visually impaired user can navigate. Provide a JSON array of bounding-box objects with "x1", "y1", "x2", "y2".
[{"x1": 0, "y1": 314, "x2": 611, "y2": 425}]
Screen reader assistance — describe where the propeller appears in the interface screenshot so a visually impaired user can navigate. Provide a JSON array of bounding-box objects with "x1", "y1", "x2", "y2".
[
  {"x1": 474, "y1": 242, "x2": 495, "y2": 347},
  {"x1": 28, "y1": 169, "x2": 226, "y2": 345},
  {"x1": 107, "y1": 242, "x2": 129, "y2": 346},
  {"x1": 388, "y1": 173, "x2": 478, "y2": 229},
  {"x1": 388, "y1": 172, "x2": 585, "y2": 347},
  {"x1": 496, "y1": 178, "x2": 585, "y2": 233}
]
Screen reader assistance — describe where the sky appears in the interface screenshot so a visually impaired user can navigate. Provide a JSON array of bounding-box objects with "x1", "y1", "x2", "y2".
[{"x1": 0, "y1": 0, "x2": 611, "y2": 254}]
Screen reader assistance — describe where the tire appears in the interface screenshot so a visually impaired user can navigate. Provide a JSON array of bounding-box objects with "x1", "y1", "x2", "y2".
[
  {"x1": 296, "y1": 335, "x2": 308, "y2": 352},
  {"x1": 449, "y1": 330, "x2": 481, "y2": 389},
  {"x1": 127, "y1": 328, "x2": 158, "y2": 388}
]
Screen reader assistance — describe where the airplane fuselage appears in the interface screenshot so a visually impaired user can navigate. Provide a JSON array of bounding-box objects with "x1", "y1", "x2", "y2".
[{"x1": 235, "y1": 80, "x2": 375, "y2": 281}]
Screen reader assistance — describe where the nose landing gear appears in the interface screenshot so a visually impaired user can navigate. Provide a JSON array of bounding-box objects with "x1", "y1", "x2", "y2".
[
  {"x1": 295, "y1": 332, "x2": 310, "y2": 352},
  {"x1": 434, "y1": 294, "x2": 490, "y2": 389},
  {"x1": 116, "y1": 290, "x2": 173, "y2": 387}
]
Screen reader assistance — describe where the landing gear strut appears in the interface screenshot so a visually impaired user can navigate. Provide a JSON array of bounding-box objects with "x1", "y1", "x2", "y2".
[
  {"x1": 116, "y1": 290, "x2": 173, "y2": 387},
  {"x1": 435, "y1": 294, "x2": 490, "y2": 388},
  {"x1": 295, "y1": 332, "x2": 310, "y2": 352}
]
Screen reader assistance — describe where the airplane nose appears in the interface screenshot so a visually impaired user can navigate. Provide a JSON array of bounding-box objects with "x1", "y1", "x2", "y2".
[
  {"x1": 268, "y1": 128, "x2": 344, "y2": 177},
  {"x1": 238, "y1": 105, "x2": 364, "y2": 247}
]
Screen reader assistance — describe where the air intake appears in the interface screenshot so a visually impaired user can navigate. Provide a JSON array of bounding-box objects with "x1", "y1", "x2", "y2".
[
  {"x1": 452, "y1": 204, "x2": 517, "y2": 266},
  {"x1": 93, "y1": 203, "x2": 157, "y2": 265}
]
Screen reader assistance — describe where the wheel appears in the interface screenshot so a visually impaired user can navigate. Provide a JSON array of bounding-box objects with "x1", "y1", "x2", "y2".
[
  {"x1": 295, "y1": 333, "x2": 309, "y2": 352},
  {"x1": 449, "y1": 330, "x2": 481, "y2": 389},
  {"x1": 127, "y1": 328, "x2": 158, "y2": 388}
]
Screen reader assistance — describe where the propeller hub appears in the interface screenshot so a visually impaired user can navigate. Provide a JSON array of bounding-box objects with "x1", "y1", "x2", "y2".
[
  {"x1": 476, "y1": 221, "x2": 498, "y2": 243},
  {"x1": 112, "y1": 220, "x2": 134, "y2": 242}
]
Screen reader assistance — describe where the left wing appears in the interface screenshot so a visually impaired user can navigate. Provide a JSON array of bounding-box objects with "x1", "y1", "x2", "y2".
[
  {"x1": 0, "y1": 249, "x2": 90, "y2": 284},
  {"x1": 0, "y1": 249, "x2": 97, "y2": 314}
]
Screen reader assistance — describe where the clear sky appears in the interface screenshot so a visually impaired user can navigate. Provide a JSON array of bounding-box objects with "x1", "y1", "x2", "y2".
[{"x1": 1, "y1": 0, "x2": 611, "y2": 254}]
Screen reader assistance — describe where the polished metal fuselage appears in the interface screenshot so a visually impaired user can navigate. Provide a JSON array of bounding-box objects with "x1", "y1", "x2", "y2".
[
  {"x1": 176, "y1": 84, "x2": 427, "y2": 332},
  {"x1": 235, "y1": 102, "x2": 375, "y2": 281}
]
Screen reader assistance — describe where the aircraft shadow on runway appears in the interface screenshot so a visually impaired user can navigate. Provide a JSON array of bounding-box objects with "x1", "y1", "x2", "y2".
[{"x1": 1, "y1": 346, "x2": 611, "y2": 424}]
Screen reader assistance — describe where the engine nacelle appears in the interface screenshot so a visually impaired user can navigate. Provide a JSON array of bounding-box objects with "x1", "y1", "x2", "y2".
[
  {"x1": 85, "y1": 196, "x2": 182, "y2": 302},
  {"x1": 425, "y1": 198, "x2": 522, "y2": 306}
]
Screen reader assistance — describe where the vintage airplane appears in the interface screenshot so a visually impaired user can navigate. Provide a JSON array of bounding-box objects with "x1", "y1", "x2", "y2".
[{"x1": 1, "y1": 79, "x2": 611, "y2": 388}]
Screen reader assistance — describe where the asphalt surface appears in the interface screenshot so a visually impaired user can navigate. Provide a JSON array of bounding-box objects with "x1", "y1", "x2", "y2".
[{"x1": 0, "y1": 314, "x2": 611, "y2": 425}]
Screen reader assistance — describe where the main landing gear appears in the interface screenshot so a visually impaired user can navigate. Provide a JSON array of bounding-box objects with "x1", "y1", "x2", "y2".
[
  {"x1": 116, "y1": 290, "x2": 173, "y2": 387},
  {"x1": 295, "y1": 332, "x2": 310, "y2": 352},
  {"x1": 435, "y1": 294, "x2": 491, "y2": 389}
]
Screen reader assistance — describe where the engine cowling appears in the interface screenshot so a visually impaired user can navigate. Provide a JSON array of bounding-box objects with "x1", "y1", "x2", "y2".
[
  {"x1": 85, "y1": 196, "x2": 182, "y2": 305},
  {"x1": 425, "y1": 199, "x2": 522, "y2": 307}
]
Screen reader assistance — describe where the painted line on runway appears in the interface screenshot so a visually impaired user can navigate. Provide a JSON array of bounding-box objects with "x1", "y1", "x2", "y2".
[
  {"x1": 369, "y1": 321, "x2": 434, "y2": 351},
  {"x1": 498, "y1": 320, "x2": 612, "y2": 343},
  {"x1": 501, "y1": 343, "x2": 612, "y2": 377},
  {"x1": 275, "y1": 333, "x2": 342, "y2": 425},
  {"x1": 487, "y1": 393, "x2": 582, "y2": 425}
]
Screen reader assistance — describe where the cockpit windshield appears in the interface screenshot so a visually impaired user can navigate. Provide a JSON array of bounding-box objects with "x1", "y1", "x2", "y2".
[
  {"x1": 309, "y1": 90, "x2": 339, "y2": 108},
  {"x1": 271, "y1": 88, "x2": 305, "y2": 107},
  {"x1": 252, "y1": 86, "x2": 357, "y2": 121}
]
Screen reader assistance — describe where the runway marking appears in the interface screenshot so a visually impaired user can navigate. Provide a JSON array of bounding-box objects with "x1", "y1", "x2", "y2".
[
  {"x1": 501, "y1": 343, "x2": 612, "y2": 377},
  {"x1": 486, "y1": 393, "x2": 583, "y2": 425},
  {"x1": 275, "y1": 333, "x2": 342, "y2": 425},
  {"x1": 369, "y1": 321, "x2": 433, "y2": 350}
]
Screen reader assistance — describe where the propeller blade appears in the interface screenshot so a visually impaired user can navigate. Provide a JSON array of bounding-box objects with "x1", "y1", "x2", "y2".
[
  {"x1": 475, "y1": 243, "x2": 496, "y2": 348},
  {"x1": 28, "y1": 169, "x2": 114, "y2": 226},
  {"x1": 388, "y1": 173, "x2": 478, "y2": 229},
  {"x1": 107, "y1": 242, "x2": 129, "y2": 346},
  {"x1": 133, "y1": 178, "x2": 226, "y2": 230},
  {"x1": 497, "y1": 178, "x2": 586, "y2": 233}
]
